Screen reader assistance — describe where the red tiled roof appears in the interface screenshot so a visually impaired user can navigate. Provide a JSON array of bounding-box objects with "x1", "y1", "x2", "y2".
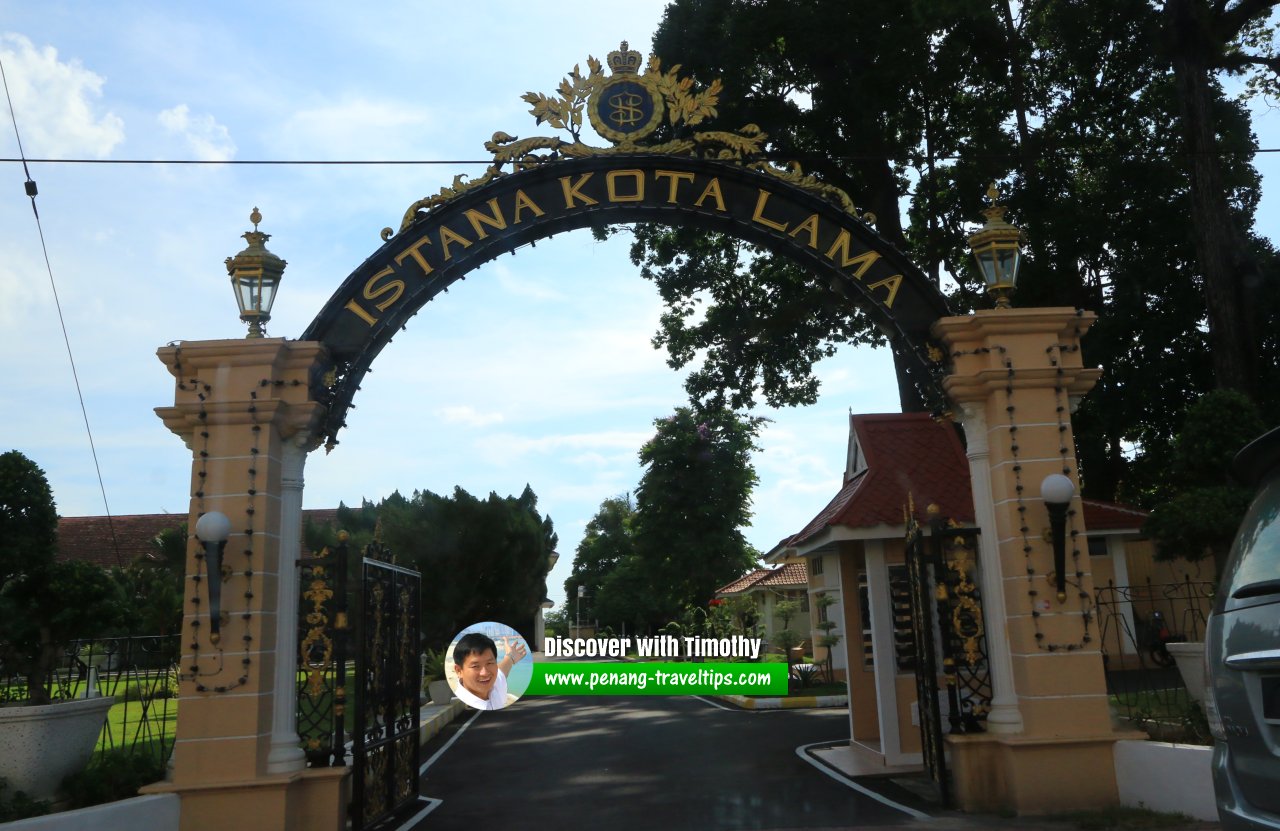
[
  {"x1": 715, "y1": 562, "x2": 809, "y2": 597},
  {"x1": 791, "y1": 414, "x2": 974, "y2": 545},
  {"x1": 756, "y1": 562, "x2": 807, "y2": 588},
  {"x1": 1082, "y1": 499, "x2": 1148, "y2": 531},
  {"x1": 716, "y1": 568, "x2": 772, "y2": 596},
  {"x1": 58, "y1": 508, "x2": 347, "y2": 568},
  {"x1": 57, "y1": 514, "x2": 184, "y2": 569}
]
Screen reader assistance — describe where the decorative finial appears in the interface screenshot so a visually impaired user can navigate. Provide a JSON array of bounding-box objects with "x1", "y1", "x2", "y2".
[
  {"x1": 250, "y1": 207, "x2": 262, "y2": 230},
  {"x1": 986, "y1": 184, "x2": 999, "y2": 204}
]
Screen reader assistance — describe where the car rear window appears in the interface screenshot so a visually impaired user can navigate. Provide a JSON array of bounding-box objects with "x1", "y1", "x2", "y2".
[{"x1": 1221, "y1": 476, "x2": 1280, "y2": 608}]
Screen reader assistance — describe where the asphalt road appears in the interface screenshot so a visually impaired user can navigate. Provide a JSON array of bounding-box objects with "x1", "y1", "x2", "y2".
[{"x1": 410, "y1": 696, "x2": 924, "y2": 831}]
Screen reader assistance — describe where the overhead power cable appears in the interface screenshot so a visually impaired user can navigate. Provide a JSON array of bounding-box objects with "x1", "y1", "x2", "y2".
[
  {"x1": 1, "y1": 53, "x2": 124, "y2": 567},
  {"x1": 0, "y1": 146, "x2": 1277, "y2": 167}
]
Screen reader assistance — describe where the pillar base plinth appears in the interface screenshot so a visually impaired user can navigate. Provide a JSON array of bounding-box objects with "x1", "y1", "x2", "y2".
[
  {"x1": 141, "y1": 766, "x2": 350, "y2": 831},
  {"x1": 947, "y1": 729, "x2": 1146, "y2": 816}
]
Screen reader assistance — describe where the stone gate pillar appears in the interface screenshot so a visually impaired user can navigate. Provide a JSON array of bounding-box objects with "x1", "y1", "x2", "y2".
[
  {"x1": 932, "y1": 308, "x2": 1142, "y2": 815},
  {"x1": 143, "y1": 338, "x2": 349, "y2": 831}
]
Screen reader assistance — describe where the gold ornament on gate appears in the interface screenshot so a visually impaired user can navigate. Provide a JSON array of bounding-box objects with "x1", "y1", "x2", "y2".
[{"x1": 390, "y1": 41, "x2": 872, "y2": 237}]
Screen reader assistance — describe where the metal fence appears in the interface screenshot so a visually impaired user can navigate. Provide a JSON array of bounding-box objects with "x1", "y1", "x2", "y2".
[
  {"x1": 1094, "y1": 577, "x2": 1214, "y2": 737},
  {"x1": 0, "y1": 634, "x2": 181, "y2": 763}
]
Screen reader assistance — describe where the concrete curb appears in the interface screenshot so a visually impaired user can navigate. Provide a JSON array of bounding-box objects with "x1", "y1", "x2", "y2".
[
  {"x1": 718, "y1": 694, "x2": 849, "y2": 710},
  {"x1": 418, "y1": 698, "x2": 466, "y2": 744}
]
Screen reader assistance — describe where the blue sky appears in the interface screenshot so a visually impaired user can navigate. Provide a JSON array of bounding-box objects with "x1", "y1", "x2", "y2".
[{"x1": 3, "y1": 3, "x2": 1277, "y2": 614}]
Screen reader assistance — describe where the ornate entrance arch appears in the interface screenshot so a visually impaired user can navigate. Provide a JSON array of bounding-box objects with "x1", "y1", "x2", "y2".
[
  {"x1": 302, "y1": 43, "x2": 953, "y2": 448},
  {"x1": 152, "y1": 42, "x2": 1121, "y2": 831}
]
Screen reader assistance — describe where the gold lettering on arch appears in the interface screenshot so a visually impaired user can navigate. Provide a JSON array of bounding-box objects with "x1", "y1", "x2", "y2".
[
  {"x1": 655, "y1": 170, "x2": 695, "y2": 203},
  {"x1": 751, "y1": 190, "x2": 789, "y2": 232},
  {"x1": 606, "y1": 169, "x2": 645, "y2": 202},
  {"x1": 789, "y1": 214, "x2": 821, "y2": 249},
  {"x1": 824, "y1": 230, "x2": 880, "y2": 280},
  {"x1": 867, "y1": 274, "x2": 902, "y2": 308},
  {"x1": 438, "y1": 226, "x2": 473, "y2": 260},
  {"x1": 394, "y1": 235, "x2": 434, "y2": 276},
  {"x1": 694, "y1": 178, "x2": 726, "y2": 212},
  {"x1": 464, "y1": 198, "x2": 508, "y2": 239},
  {"x1": 513, "y1": 189, "x2": 545, "y2": 223},
  {"x1": 560, "y1": 173, "x2": 599, "y2": 208}
]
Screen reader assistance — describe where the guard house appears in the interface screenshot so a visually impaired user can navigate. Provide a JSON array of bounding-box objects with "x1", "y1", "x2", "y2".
[{"x1": 770, "y1": 412, "x2": 1161, "y2": 769}]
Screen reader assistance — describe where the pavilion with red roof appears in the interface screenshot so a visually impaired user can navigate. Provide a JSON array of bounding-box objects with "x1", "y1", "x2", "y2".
[{"x1": 713, "y1": 412, "x2": 1179, "y2": 771}]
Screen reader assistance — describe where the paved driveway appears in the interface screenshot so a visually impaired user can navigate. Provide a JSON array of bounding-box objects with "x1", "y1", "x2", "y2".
[{"x1": 411, "y1": 695, "x2": 924, "y2": 830}]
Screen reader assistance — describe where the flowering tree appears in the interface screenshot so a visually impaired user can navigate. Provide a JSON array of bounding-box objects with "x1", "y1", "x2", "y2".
[{"x1": 631, "y1": 408, "x2": 764, "y2": 628}]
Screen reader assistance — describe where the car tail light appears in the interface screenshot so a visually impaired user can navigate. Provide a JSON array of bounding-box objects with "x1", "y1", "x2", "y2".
[{"x1": 1204, "y1": 617, "x2": 1226, "y2": 741}]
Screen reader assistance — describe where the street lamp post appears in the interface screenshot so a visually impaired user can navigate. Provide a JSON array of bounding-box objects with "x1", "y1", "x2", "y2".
[{"x1": 225, "y1": 208, "x2": 287, "y2": 337}]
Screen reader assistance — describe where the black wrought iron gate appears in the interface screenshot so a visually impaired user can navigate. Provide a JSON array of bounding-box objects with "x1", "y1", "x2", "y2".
[
  {"x1": 903, "y1": 501, "x2": 992, "y2": 806},
  {"x1": 353, "y1": 541, "x2": 422, "y2": 829}
]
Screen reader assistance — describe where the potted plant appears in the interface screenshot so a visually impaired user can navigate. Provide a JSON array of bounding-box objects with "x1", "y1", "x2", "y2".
[
  {"x1": 422, "y1": 647, "x2": 453, "y2": 706},
  {"x1": 0, "y1": 451, "x2": 129, "y2": 800}
]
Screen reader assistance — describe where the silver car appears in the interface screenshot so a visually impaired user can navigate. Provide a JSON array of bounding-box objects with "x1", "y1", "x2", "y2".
[{"x1": 1208, "y1": 424, "x2": 1280, "y2": 829}]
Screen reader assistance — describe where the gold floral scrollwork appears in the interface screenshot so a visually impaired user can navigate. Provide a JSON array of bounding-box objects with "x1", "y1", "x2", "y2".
[
  {"x1": 952, "y1": 597, "x2": 985, "y2": 667},
  {"x1": 946, "y1": 537, "x2": 985, "y2": 667},
  {"x1": 394, "y1": 737, "x2": 415, "y2": 800},
  {"x1": 300, "y1": 568, "x2": 335, "y2": 698},
  {"x1": 365, "y1": 747, "x2": 388, "y2": 820},
  {"x1": 398, "y1": 585, "x2": 414, "y2": 709},
  {"x1": 396, "y1": 43, "x2": 869, "y2": 233}
]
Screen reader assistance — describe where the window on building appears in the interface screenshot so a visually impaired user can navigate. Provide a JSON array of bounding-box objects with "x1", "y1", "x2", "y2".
[
  {"x1": 1088, "y1": 537, "x2": 1110, "y2": 557},
  {"x1": 888, "y1": 565, "x2": 917, "y2": 672},
  {"x1": 810, "y1": 556, "x2": 824, "y2": 577},
  {"x1": 855, "y1": 566, "x2": 917, "y2": 673},
  {"x1": 857, "y1": 573, "x2": 874, "y2": 669}
]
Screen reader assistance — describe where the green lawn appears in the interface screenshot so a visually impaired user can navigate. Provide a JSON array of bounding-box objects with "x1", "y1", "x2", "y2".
[
  {"x1": 1108, "y1": 688, "x2": 1194, "y2": 721},
  {"x1": 97, "y1": 697, "x2": 177, "y2": 760}
]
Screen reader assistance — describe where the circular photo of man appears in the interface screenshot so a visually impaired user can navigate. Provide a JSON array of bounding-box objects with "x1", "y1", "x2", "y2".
[{"x1": 445, "y1": 622, "x2": 532, "y2": 711}]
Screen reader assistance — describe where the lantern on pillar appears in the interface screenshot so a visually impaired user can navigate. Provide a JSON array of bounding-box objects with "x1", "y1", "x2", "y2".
[
  {"x1": 224, "y1": 208, "x2": 287, "y2": 338},
  {"x1": 1040, "y1": 473, "x2": 1075, "y2": 603},
  {"x1": 194, "y1": 510, "x2": 232, "y2": 644},
  {"x1": 967, "y1": 185, "x2": 1024, "y2": 309}
]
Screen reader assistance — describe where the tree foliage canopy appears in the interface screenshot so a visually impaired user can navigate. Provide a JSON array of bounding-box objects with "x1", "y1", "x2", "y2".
[
  {"x1": 1144, "y1": 389, "x2": 1267, "y2": 573},
  {"x1": 319, "y1": 485, "x2": 557, "y2": 650},
  {"x1": 0, "y1": 451, "x2": 129, "y2": 704},
  {"x1": 566, "y1": 408, "x2": 764, "y2": 634},
  {"x1": 626, "y1": 0, "x2": 1280, "y2": 509}
]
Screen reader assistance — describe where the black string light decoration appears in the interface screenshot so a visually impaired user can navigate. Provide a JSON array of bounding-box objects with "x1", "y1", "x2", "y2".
[
  {"x1": 1046, "y1": 338, "x2": 1095, "y2": 649},
  {"x1": 948, "y1": 341, "x2": 1094, "y2": 653},
  {"x1": 184, "y1": 372, "x2": 226, "y2": 687},
  {"x1": 190, "y1": 384, "x2": 267, "y2": 694}
]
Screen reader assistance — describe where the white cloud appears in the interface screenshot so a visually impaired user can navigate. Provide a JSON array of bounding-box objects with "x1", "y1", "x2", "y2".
[
  {"x1": 436, "y1": 405, "x2": 504, "y2": 427},
  {"x1": 157, "y1": 104, "x2": 235, "y2": 161},
  {"x1": 494, "y1": 264, "x2": 565, "y2": 301},
  {"x1": 0, "y1": 34, "x2": 124, "y2": 158},
  {"x1": 276, "y1": 97, "x2": 432, "y2": 157},
  {"x1": 477, "y1": 430, "x2": 652, "y2": 463}
]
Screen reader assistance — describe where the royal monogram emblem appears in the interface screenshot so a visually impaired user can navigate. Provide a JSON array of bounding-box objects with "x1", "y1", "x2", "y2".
[
  {"x1": 389, "y1": 41, "x2": 870, "y2": 236},
  {"x1": 588, "y1": 42, "x2": 664, "y2": 143}
]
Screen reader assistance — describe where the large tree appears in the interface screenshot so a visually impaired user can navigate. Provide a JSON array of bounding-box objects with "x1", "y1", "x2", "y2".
[
  {"x1": 631, "y1": 408, "x2": 763, "y2": 626},
  {"x1": 565, "y1": 410, "x2": 764, "y2": 634},
  {"x1": 564, "y1": 494, "x2": 638, "y2": 630},
  {"x1": 1163, "y1": 0, "x2": 1278, "y2": 398},
  {"x1": 632, "y1": 0, "x2": 1279, "y2": 507},
  {"x1": 0, "y1": 451, "x2": 128, "y2": 703},
  {"x1": 329, "y1": 485, "x2": 557, "y2": 650}
]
